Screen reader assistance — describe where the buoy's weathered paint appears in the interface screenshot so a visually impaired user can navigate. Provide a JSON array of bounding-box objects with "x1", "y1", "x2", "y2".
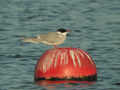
[{"x1": 35, "y1": 48, "x2": 97, "y2": 81}]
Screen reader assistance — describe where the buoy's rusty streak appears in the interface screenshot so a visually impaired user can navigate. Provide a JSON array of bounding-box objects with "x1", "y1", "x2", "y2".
[
  {"x1": 43, "y1": 53, "x2": 52, "y2": 72},
  {"x1": 64, "y1": 50, "x2": 68, "y2": 65},
  {"x1": 75, "y1": 52, "x2": 81, "y2": 67},
  {"x1": 42, "y1": 50, "x2": 57, "y2": 72},
  {"x1": 70, "y1": 50, "x2": 76, "y2": 67},
  {"x1": 77, "y1": 50, "x2": 85, "y2": 58},
  {"x1": 47, "y1": 52, "x2": 55, "y2": 69},
  {"x1": 82, "y1": 50, "x2": 94, "y2": 65},
  {"x1": 43, "y1": 63, "x2": 47, "y2": 72},
  {"x1": 54, "y1": 51, "x2": 61, "y2": 67},
  {"x1": 65, "y1": 52, "x2": 68, "y2": 64},
  {"x1": 60, "y1": 52, "x2": 65, "y2": 65}
]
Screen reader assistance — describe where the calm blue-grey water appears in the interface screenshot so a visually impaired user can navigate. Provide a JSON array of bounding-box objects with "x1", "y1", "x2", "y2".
[{"x1": 0, "y1": 0, "x2": 120, "y2": 90}]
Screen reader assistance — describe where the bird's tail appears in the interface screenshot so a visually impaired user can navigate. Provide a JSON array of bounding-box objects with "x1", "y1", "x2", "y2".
[{"x1": 22, "y1": 37, "x2": 41, "y2": 44}]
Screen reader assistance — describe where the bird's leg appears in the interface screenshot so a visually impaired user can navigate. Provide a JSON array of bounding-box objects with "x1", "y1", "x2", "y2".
[{"x1": 54, "y1": 45, "x2": 58, "y2": 48}]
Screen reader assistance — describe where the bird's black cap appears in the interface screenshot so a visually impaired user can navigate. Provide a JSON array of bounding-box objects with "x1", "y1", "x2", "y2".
[{"x1": 57, "y1": 28, "x2": 70, "y2": 33}]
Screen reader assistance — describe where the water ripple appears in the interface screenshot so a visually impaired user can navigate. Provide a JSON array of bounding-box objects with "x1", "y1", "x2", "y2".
[{"x1": 0, "y1": 0, "x2": 120, "y2": 90}]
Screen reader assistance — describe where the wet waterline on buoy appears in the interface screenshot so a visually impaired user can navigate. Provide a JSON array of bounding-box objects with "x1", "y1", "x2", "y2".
[{"x1": 35, "y1": 74, "x2": 97, "y2": 82}]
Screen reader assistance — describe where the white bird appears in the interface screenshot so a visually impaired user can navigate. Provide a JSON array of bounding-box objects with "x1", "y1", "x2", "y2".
[{"x1": 22, "y1": 28, "x2": 70, "y2": 48}]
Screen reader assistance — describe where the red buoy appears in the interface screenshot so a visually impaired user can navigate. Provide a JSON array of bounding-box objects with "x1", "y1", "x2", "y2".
[{"x1": 34, "y1": 48, "x2": 97, "y2": 82}]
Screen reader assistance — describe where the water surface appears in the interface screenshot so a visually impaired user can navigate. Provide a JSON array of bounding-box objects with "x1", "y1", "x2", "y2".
[{"x1": 0, "y1": 0, "x2": 120, "y2": 90}]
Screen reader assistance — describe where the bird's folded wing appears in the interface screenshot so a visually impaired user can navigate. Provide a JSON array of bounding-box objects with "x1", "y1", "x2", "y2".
[
  {"x1": 23, "y1": 37, "x2": 41, "y2": 43},
  {"x1": 37, "y1": 32, "x2": 57, "y2": 41}
]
